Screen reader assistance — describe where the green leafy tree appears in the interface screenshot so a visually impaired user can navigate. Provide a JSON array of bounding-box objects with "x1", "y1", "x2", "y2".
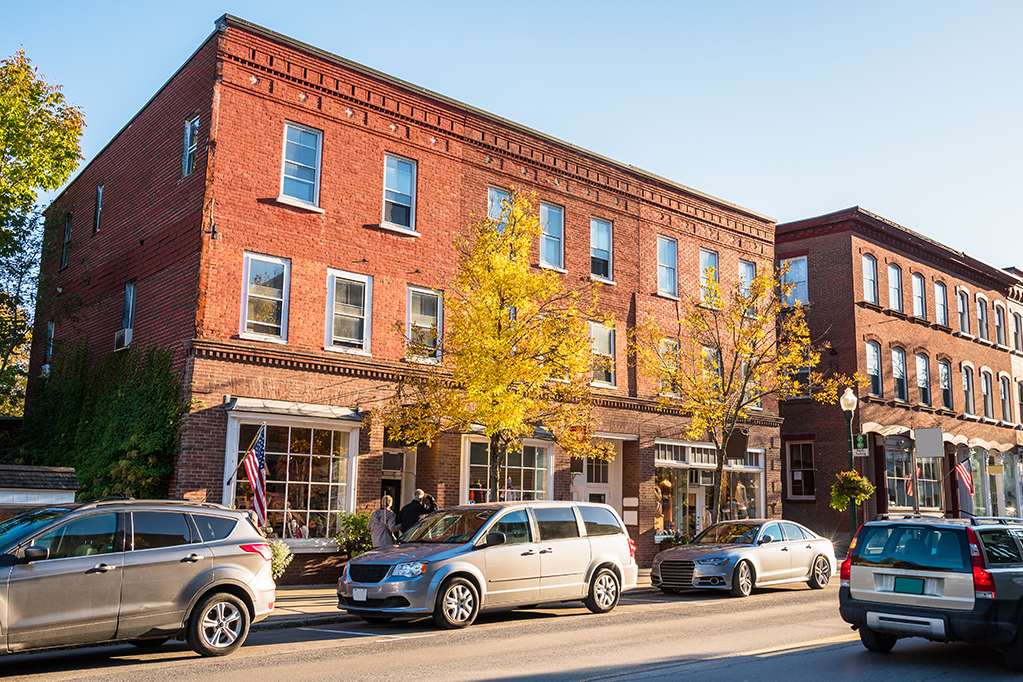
[
  {"x1": 0, "y1": 207, "x2": 43, "y2": 416},
  {"x1": 382, "y1": 189, "x2": 613, "y2": 500},
  {"x1": 632, "y1": 263, "x2": 864, "y2": 523}
]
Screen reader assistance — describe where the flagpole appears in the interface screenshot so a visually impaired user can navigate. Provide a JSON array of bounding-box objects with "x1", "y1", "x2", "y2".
[{"x1": 228, "y1": 422, "x2": 267, "y2": 488}]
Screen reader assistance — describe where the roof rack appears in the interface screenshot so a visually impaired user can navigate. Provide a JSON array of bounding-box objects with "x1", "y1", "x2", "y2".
[
  {"x1": 77, "y1": 496, "x2": 134, "y2": 509},
  {"x1": 74, "y1": 498, "x2": 231, "y2": 512},
  {"x1": 871, "y1": 513, "x2": 953, "y2": 521},
  {"x1": 968, "y1": 516, "x2": 1023, "y2": 526}
]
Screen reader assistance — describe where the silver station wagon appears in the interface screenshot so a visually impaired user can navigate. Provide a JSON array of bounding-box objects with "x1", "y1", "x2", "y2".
[{"x1": 338, "y1": 501, "x2": 638, "y2": 628}]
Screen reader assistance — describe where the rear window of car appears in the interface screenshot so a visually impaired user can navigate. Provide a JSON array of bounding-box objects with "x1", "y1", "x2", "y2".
[
  {"x1": 533, "y1": 507, "x2": 580, "y2": 541},
  {"x1": 579, "y1": 506, "x2": 623, "y2": 536},
  {"x1": 979, "y1": 529, "x2": 1023, "y2": 565},
  {"x1": 192, "y1": 514, "x2": 238, "y2": 542},
  {"x1": 853, "y1": 524, "x2": 968, "y2": 572}
]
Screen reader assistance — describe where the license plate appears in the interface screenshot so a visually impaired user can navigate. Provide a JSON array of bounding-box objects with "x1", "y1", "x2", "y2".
[
  {"x1": 352, "y1": 588, "x2": 368, "y2": 602},
  {"x1": 894, "y1": 577, "x2": 924, "y2": 595}
]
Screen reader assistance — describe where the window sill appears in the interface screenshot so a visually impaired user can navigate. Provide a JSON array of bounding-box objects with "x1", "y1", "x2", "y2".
[
  {"x1": 935, "y1": 408, "x2": 956, "y2": 417},
  {"x1": 539, "y1": 262, "x2": 567, "y2": 274},
  {"x1": 932, "y1": 323, "x2": 952, "y2": 332},
  {"x1": 981, "y1": 417, "x2": 998, "y2": 424},
  {"x1": 590, "y1": 381, "x2": 617, "y2": 389},
  {"x1": 323, "y1": 345, "x2": 371, "y2": 357},
  {"x1": 994, "y1": 343, "x2": 1010, "y2": 351},
  {"x1": 786, "y1": 497, "x2": 816, "y2": 503},
  {"x1": 885, "y1": 309, "x2": 908, "y2": 319},
  {"x1": 961, "y1": 414, "x2": 980, "y2": 421},
  {"x1": 240, "y1": 332, "x2": 288, "y2": 345},
  {"x1": 976, "y1": 338, "x2": 994, "y2": 346},
  {"x1": 654, "y1": 291, "x2": 680, "y2": 301},
  {"x1": 403, "y1": 355, "x2": 442, "y2": 366},
  {"x1": 377, "y1": 222, "x2": 419, "y2": 237},
  {"x1": 275, "y1": 195, "x2": 325, "y2": 213},
  {"x1": 956, "y1": 332, "x2": 975, "y2": 340},
  {"x1": 859, "y1": 301, "x2": 883, "y2": 311},
  {"x1": 909, "y1": 315, "x2": 930, "y2": 326},
  {"x1": 590, "y1": 275, "x2": 616, "y2": 286},
  {"x1": 890, "y1": 399, "x2": 913, "y2": 408},
  {"x1": 999, "y1": 421, "x2": 1017, "y2": 428}
]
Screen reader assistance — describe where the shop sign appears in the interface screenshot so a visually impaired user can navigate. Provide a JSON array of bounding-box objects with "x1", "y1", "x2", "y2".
[{"x1": 852, "y1": 434, "x2": 869, "y2": 458}]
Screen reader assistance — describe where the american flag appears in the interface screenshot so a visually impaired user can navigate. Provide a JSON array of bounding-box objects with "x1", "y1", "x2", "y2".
[
  {"x1": 956, "y1": 457, "x2": 974, "y2": 496},
  {"x1": 243, "y1": 425, "x2": 268, "y2": 526}
]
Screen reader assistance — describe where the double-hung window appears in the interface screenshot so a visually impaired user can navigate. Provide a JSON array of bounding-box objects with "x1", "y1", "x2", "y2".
[
  {"x1": 242, "y1": 253, "x2": 290, "y2": 341},
  {"x1": 978, "y1": 298, "x2": 989, "y2": 341},
  {"x1": 982, "y1": 371, "x2": 994, "y2": 418},
  {"x1": 590, "y1": 218, "x2": 612, "y2": 280},
  {"x1": 739, "y1": 260, "x2": 756, "y2": 297},
  {"x1": 892, "y1": 347, "x2": 907, "y2": 402},
  {"x1": 122, "y1": 280, "x2": 136, "y2": 335},
  {"x1": 916, "y1": 353, "x2": 930, "y2": 405},
  {"x1": 182, "y1": 115, "x2": 199, "y2": 176},
  {"x1": 1000, "y1": 376, "x2": 1012, "y2": 422},
  {"x1": 787, "y1": 442, "x2": 815, "y2": 499},
  {"x1": 862, "y1": 254, "x2": 878, "y2": 304},
  {"x1": 1015, "y1": 313, "x2": 1023, "y2": 351},
  {"x1": 912, "y1": 273, "x2": 926, "y2": 318},
  {"x1": 382, "y1": 155, "x2": 416, "y2": 231},
  {"x1": 866, "y1": 341, "x2": 882, "y2": 397},
  {"x1": 93, "y1": 185, "x2": 103, "y2": 234},
  {"x1": 1018, "y1": 382, "x2": 1023, "y2": 425},
  {"x1": 407, "y1": 287, "x2": 442, "y2": 361},
  {"x1": 934, "y1": 282, "x2": 948, "y2": 326},
  {"x1": 540, "y1": 203, "x2": 564, "y2": 269},
  {"x1": 657, "y1": 236, "x2": 678, "y2": 297},
  {"x1": 60, "y1": 213, "x2": 72, "y2": 268},
  {"x1": 589, "y1": 322, "x2": 615, "y2": 385},
  {"x1": 958, "y1": 290, "x2": 971, "y2": 334},
  {"x1": 488, "y1": 187, "x2": 511, "y2": 231},
  {"x1": 44, "y1": 321, "x2": 54, "y2": 367},
  {"x1": 963, "y1": 367, "x2": 975, "y2": 415},
  {"x1": 781, "y1": 256, "x2": 807, "y2": 306},
  {"x1": 701, "y1": 249, "x2": 720, "y2": 303},
  {"x1": 995, "y1": 305, "x2": 1007, "y2": 346},
  {"x1": 938, "y1": 359, "x2": 953, "y2": 409},
  {"x1": 888, "y1": 264, "x2": 903, "y2": 312},
  {"x1": 327, "y1": 270, "x2": 372, "y2": 354},
  {"x1": 280, "y1": 123, "x2": 322, "y2": 207}
]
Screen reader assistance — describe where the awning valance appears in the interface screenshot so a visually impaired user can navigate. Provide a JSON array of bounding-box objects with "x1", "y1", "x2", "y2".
[{"x1": 223, "y1": 397, "x2": 363, "y2": 423}]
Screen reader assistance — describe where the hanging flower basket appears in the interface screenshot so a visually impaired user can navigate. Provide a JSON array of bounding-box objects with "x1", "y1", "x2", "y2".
[{"x1": 830, "y1": 470, "x2": 875, "y2": 512}]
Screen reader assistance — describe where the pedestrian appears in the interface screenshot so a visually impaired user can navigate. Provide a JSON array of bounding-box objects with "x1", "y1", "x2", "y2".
[
  {"x1": 422, "y1": 493, "x2": 438, "y2": 515},
  {"x1": 368, "y1": 495, "x2": 400, "y2": 549},
  {"x1": 399, "y1": 489, "x2": 427, "y2": 533}
]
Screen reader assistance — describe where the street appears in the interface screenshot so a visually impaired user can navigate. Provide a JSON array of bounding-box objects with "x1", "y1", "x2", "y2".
[{"x1": 3, "y1": 584, "x2": 1015, "y2": 681}]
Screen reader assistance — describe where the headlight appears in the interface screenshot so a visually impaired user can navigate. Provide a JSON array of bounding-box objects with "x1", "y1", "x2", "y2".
[
  {"x1": 392, "y1": 561, "x2": 429, "y2": 579},
  {"x1": 343, "y1": 564, "x2": 350, "y2": 580},
  {"x1": 694, "y1": 557, "x2": 730, "y2": 566}
]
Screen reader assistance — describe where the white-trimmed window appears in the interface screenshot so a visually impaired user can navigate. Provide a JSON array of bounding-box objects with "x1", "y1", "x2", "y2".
[
  {"x1": 122, "y1": 280, "x2": 136, "y2": 335},
  {"x1": 935, "y1": 281, "x2": 948, "y2": 326},
  {"x1": 326, "y1": 270, "x2": 372, "y2": 354},
  {"x1": 466, "y1": 438, "x2": 550, "y2": 503},
  {"x1": 863, "y1": 254, "x2": 878, "y2": 304},
  {"x1": 657, "y1": 236, "x2": 678, "y2": 297},
  {"x1": 739, "y1": 260, "x2": 756, "y2": 298},
  {"x1": 938, "y1": 359, "x2": 953, "y2": 409},
  {"x1": 540, "y1": 203, "x2": 564, "y2": 269},
  {"x1": 1000, "y1": 375, "x2": 1012, "y2": 422},
  {"x1": 182, "y1": 115, "x2": 199, "y2": 176},
  {"x1": 781, "y1": 256, "x2": 807, "y2": 306},
  {"x1": 241, "y1": 252, "x2": 290, "y2": 341},
  {"x1": 591, "y1": 218, "x2": 613, "y2": 281},
  {"x1": 962, "y1": 366, "x2": 975, "y2": 415},
  {"x1": 488, "y1": 186, "x2": 511, "y2": 231},
  {"x1": 382, "y1": 154, "x2": 416, "y2": 231},
  {"x1": 981, "y1": 370, "x2": 994, "y2": 418},
  {"x1": 912, "y1": 273, "x2": 926, "y2": 319},
  {"x1": 93, "y1": 184, "x2": 103, "y2": 234},
  {"x1": 1018, "y1": 382, "x2": 1023, "y2": 425},
  {"x1": 916, "y1": 353, "x2": 930, "y2": 405},
  {"x1": 978, "y1": 297, "x2": 989, "y2": 341},
  {"x1": 280, "y1": 123, "x2": 322, "y2": 207},
  {"x1": 407, "y1": 286, "x2": 442, "y2": 361},
  {"x1": 742, "y1": 358, "x2": 762, "y2": 408},
  {"x1": 787, "y1": 442, "x2": 815, "y2": 499},
  {"x1": 892, "y1": 347, "x2": 907, "y2": 402},
  {"x1": 1015, "y1": 312, "x2": 1023, "y2": 351},
  {"x1": 60, "y1": 213, "x2": 72, "y2": 269},
  {"x1": 888, "y1": 263, "x2": 903, "y2": 312},
  {"x1": 866, "y1": 341, "x2": 882, "y2": 397},
  {"x1": 995, "y1": 304, "x2": 1007, "y2": 346},
  {"x1": 701, "y1": 248, "x2": 720, "y2": 303},
  {"x1": 958, "y1": 290, "x2": 971, "y2": 334},
  {"x1": 590, "y1": 321, "x2": 615, "y2": 385}
]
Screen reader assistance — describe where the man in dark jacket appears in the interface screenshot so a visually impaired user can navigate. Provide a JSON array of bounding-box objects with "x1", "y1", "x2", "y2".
[{"x1": 399, "y1": 488, "x2": 427, "y2": 533}]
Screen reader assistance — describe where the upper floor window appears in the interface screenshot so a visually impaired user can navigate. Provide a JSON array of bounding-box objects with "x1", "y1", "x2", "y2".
[
  {"x1": 590, "y1": 218, "x2": 613, "y2": 281},
  {"x1": 995, "y1": 305, "x2": 1007, "y2": 346},
  {"x1": 781, "y1": 256, "x2": 807, "y2": 306},
  {"x1": 916, "y1": 353, "x2": 930, "y2": 406},
  {"x1": 887, "y1": 264, "x2": 902, "y2": 312},
  {"x1": 280, "y1": 123, "x2": 322, "y2": 207},
  {"x1": 242, "y1": 252, "x2": 290, "y2": 341},
  {"x1": 981, "y1": 371, "x2": 994, "y2": 418},
  {"x1": 1018, "y1": 382, "x2": 1023, "y2": 425},
  {"x1": 182, "y1": 115, "x2": 199, "y2": 176},
  {"x1": 862, "y1": 254, "x2": 878, "y2": 304},
  {"x1": 589, "y1": 321, "x2": 615, "y2": 385},
  {"x1": 60, "y1": 213, "x2": 72, "y2": 269},
  {"x1": 327, "y1": 270, "x2": 372, "y2": 354},
  {"x1": 407, "y1": 287, "x2": 442, "y2": 362},
  {"x1": 382, "y1": 155, "x2": 416, "y2": 232},
  {"x1": 934, "y1": 281, "x2": 948, "y2": 326},
  {"x1": 122, "y1": 280, "x2": 136, "y2": 333},
  {"x1": 977, "y1": 298, "x2": 989, "y2": 341},
  {"x1": 701, "y1": 249, "x2": 720, "y2": 303},
  {"x1": 93, "y1": 184, "x2": 103, "y2": 234},
  {"x1": 739, "y1": 260, "x2": 756, "y2": 297},
  {"x1": 488, "y1": 187, "x2": 510, "y2": 231},
  {"x1": 866, "y1": 341, "x2": 882, "y2": 397},
  {"x1": 657, "y1": 236, "x2": 678, "y2": 297},
  {"x1": 962, "y1": 366, "x2": 975, "y2": 415},
  {"x1": 892, "y1": 347, "x2": 907, "y2": 402},
  {"x1": 44, "y1": 320, "x2": 54, "y2": 366},
  {"x1": 539, "y1": 203, "x2": 564, "y2": 269},
  {"x1": 1015, "y1": 313, "x2": 1023, "y2": 351},
  {"x1": 958, "y1": 290, "x2": 971, "y2": 334},
  {"x1": 912, "y1": 273, "x2": 926, "y2": 318},
  {"x1": 1000, "y1": 376, "x2": 1012, "y2": 422},
  {"x1": 938, "y1": 359, "x2": 953, "y2": 410},
  {"x1": 787, "y1": 442, "x2": 815, "y2": 499}
]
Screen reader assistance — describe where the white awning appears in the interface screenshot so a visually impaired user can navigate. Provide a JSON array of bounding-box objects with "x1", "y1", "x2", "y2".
[
  {"x1": 860, "y1": 421, "x2": 1016, "y2": 452},
  {"x1": 223, "y1": 396, "x2": 363, "y2": 423}
]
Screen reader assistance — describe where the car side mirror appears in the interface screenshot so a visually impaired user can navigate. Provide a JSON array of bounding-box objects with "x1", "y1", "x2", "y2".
[
  {"x1": 484, "y1": 532, "x2": 506, "y2": 548},
  {"x1": 758, "y1": 535, "x2": 773, "y2": 545},
  {"x1": 24, "y1": 546, "x2": 48, "y2": 563}
]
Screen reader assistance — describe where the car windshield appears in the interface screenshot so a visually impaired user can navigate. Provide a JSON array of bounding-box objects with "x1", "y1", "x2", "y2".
[
  {"x1": 401, "y1": 508, "x2": 497, "y2": 544},
  {"x1": 0, "y1": 507, "x2": 73, "y2": 549},
  {"x1": 693, "y1": 523, "x2": 760, "y2": 545}
]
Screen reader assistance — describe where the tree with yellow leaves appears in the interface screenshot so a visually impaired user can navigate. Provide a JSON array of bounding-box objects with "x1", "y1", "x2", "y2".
[
  {"x1": 382, "y1": 189, "x2": 613, "y2": 501},
  {"x1": 632, "y1": 262, "x2": 863, "y2": 523}
]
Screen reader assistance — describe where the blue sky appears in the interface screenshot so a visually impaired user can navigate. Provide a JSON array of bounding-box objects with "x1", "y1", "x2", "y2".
[{"x1": 4, "y1": 1, "x2": 1020, "y2": 270}]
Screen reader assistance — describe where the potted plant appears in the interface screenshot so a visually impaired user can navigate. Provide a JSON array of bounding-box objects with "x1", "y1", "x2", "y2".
[{"x1": 830, "y1": 470, "x2": 875, "y2": 512}]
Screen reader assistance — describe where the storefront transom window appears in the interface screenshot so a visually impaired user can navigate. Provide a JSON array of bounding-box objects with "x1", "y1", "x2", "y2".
[{"x1": 467, "y1": 441, "x2": 549, "y2": 502}]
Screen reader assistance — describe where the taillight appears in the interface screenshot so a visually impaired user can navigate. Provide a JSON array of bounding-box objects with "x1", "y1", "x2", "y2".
[
  {"x1": 627, "y1": 538, "x2": 636, "y2": 560},
  {"x1": 840, "y1": 526, "x2": 862, "y2": 587},
  {"x1": 965, "y1": 528, "x2": 995, "y2": 599},
  {"x1": 241, "y1": 543, "x2": 272, "y2": 562}
]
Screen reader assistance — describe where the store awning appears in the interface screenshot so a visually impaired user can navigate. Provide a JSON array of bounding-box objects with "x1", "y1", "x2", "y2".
[
  {"x1": 861, "y1": 421, "x2": 1016, "y2": 453},
  {"x1": 223, "y1": 397, "x2": 364, "y2": 423}
]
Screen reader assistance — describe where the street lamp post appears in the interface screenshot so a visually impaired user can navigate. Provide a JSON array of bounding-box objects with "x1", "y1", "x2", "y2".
[{"x1": 840, "y1": 388, "x2": 859, "y2": 545}]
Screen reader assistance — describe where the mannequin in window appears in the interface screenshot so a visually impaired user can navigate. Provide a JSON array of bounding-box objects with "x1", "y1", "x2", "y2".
[{"x1": 735, "y1": 481, "x2": 748, "y2": 519}]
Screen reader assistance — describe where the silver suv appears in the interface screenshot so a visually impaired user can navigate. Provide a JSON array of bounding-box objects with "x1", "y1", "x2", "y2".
[
  {"x1": 338, "y1": 501, "x2": 638, "y2": 628},
  {"x1": 840, "y1": 515, "x2": 1023, "y2": 670},
  {"x1": 0, "y1": 499, "x2": 275, "y2": 657}
]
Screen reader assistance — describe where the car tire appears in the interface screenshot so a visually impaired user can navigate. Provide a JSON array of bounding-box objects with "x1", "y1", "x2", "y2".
[
  {"x1": 807, "y1": 555, "x2": 831, "y2": 589},
  {"x1": 185, "y1": 592, "x2": 250, "y2": 657},
  {"x1": 585, "y1": 567, "x2": 620, "y2": 614},
  {"x1": 729, "y1": 560, "x2": 754, "y2": 597},
  {"x1": 359, "y1": 616, "x2": 392, "y2": 625},
  {"x1": 128, "y1": 637, "x2": 170, "y2": 649},
  {"x1": 433, "y1": 577, "x2": 479, "y2": 629},
  {"x1": 859, "y1": 626, "x2": 897, "y2": 653},
  {"x1": 659, "y1": 586, "x2": 682, "y2": 595},
  {"x1": 1003, "y1": 621, "x2": 1023, "y2": 670}
]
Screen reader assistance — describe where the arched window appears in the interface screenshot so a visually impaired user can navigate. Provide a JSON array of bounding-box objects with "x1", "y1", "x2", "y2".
[
  {"x1": 862, "y1": 254, "x2": 878, "y2": 304},
  {"x1": 866, "y1": 341, "x2": 882, "y2": 397},
  {"x1": 912, "y1": 273, "x2": 926, "y2": 319},
  {"x1": 962, "y1": 367, "x2": 975, "y2": 415},
  {"x1": 888, "y1": 264, "x2": 903, "y2": 312},
  {"x1": 934, "y1": 281, "x2": 948, "y2": 326},
  {"x1": 916, "y1": 354, "x2": 930, "y2": 405},
  {"x1": 981, "y1": 371, "x2": 994, "y2": 418},
  {"x1": 977, "y1": 298, "x2": 989, "y2": 341},
  {"x1": 958, "y1": 290, "x2": 971, "y2": 334},
  {"x1": 1000, "y1": 376, "x2": 1012, "y2": 422},
  {"x1": 892, "y1": 347, "x2": 907, "y2": 402},
  {"x1": 995, "y1": 305, "x2": 1007, "y2": 346},
  {"x1": 938, "y1": 359, "x2": 953, "y2": 410},
  {"x1": 1014, "y1": 312, "x2": 1023, "y2": 351}
]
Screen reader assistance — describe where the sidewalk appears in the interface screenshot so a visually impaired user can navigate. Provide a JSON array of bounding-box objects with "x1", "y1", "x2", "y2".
[{"x1": 254, "y1": 569, "x2": 653, "y2": 632}]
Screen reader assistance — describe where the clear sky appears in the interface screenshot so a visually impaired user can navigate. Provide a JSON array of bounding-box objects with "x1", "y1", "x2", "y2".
[{"x1": 4, "y1": 1, "x2": 1021, "y2": 270}]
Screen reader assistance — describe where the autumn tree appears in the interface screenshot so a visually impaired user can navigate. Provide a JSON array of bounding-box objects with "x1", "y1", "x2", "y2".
[
  {"x1": 632, "y1": 263, "x2": 863, "y2": 524},
  {"x1": 382, "y1": 189, "x2": 613, "y2": 501},
  {"x1": 0, "y1": 207, "x2": 43, "y2": 416}
]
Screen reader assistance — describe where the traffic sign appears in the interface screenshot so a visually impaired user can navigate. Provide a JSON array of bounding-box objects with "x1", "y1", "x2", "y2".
[{"x1": 852, "y1": 433, "x2": 869, "y2": 458}]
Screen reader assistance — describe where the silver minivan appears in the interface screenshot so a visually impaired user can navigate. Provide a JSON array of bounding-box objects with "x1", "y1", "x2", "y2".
[{"x1": 338, "y1": 501, "x2": 638, "y2": 628}]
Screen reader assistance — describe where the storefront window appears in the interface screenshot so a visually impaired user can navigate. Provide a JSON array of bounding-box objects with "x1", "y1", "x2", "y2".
[
  {"x1": 917, "y1": 456, "x2": 942, "y2": 510},
  {"x1": 970, "y1": 447, "x2": 987, "y2": 516},
  {"x1": 1005, "y1": 454, "x2": 1019, "y2": 518},
  {"x1": 467, "y1": 441, "x2": 548, "y2": 502},
  {"x1": 234, "y1": 423, "x2": 351, "y2": 539},
  {"x1": 886, "y1": 438, "x2": 913, "y2": 509}
]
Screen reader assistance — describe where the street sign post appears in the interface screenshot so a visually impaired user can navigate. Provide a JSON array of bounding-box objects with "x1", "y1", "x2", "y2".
[{"x1": 852, "y1": 433, "x2": 869, "y2": 458}]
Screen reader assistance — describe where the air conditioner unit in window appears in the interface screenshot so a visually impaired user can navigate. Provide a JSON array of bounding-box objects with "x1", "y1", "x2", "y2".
[
  {"x1": 114, "y1": 328, "x2": 132, "y2": 350},
  {"x1": 40, "y1": 363, "x2": 50, "y2": 378}
]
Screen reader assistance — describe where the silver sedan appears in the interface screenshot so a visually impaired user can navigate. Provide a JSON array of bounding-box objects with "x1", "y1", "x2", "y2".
[{"x1": 650, "y1": 519, "x2": 836, "y2": 597}]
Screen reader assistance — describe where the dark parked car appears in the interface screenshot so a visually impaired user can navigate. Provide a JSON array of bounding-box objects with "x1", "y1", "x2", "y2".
[{"x1": 0, "y1": 499, "x2": 275, "y2": 657}]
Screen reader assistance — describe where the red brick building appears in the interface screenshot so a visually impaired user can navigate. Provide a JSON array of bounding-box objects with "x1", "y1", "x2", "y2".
[
  {"x1": 31, "y1": 15, "x2": 781, "y2": 570},
  {"x1": 777, "y1": 207, "x2": 1023, "y2": 539}
]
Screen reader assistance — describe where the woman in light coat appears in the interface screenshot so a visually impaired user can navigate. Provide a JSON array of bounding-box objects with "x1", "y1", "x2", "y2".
[{"x1": 368, "y1": 495, "x2": 401, "y2": 549}]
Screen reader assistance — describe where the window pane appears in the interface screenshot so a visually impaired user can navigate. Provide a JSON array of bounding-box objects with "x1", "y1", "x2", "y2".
[
  {"x1": 534, "y1": 507, "x2": 580, "y2": 540},
  {"x1": 133, "y1": 512, "x2": 191, "y2": 550},
  {"x1": 35, "y1": 514, "x2": 118, "y2": 560}
]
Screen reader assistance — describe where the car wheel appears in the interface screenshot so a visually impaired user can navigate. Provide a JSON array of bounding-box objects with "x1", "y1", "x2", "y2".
[
  {"x1": 808, "y1": 555, "x2": 831, "y2": 589},
  {"x1": 729, "y1": 560, "x2": 754, "y2": 597},
  {"x1": 859, "y1": 626, "x2": 897, "y2": 653},
  {"x1": 585, "y1": 567, "x2": 620, "y2": 614},
  {"x1": 186, "y1": 592, "x2": 250, "y2": 657},
  {"x1": 659, "y1": 586, "x2": 682, "y2": 595},
  {"x1": 433, "y1": 577, "x2": 479, "y2": 629},
  {"x1": 359, "y1": 616, "x2": 392, "y2": 625},
  {"x1": 1004, "y1": 621, "x2": 1023, "y2": 670},
  {"x1": 128, "y1": 637, "x2": 170, "y2": 648}
]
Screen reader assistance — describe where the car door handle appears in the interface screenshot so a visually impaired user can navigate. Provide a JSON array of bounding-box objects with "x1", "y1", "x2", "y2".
[
  {"x1": 540, "y1": 548, "x2": 554, "y2": 554},
  {"x1": 182, "y1": 553, "x2": 205, "y2": 563},
  {"x1": 521, "y1": 550, "x2": 536, "y2": 556},
  {"x1": 86, "y1": 563, "x2": 118, "y2": 573},
  {"x1": 781, "y1": 547, "x2": 789, "y2": 552}
]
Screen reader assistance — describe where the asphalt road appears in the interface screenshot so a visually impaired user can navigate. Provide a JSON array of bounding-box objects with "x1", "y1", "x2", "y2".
[{"x1": 3, "y1": 584, "x2": 1017, "y2": 681}]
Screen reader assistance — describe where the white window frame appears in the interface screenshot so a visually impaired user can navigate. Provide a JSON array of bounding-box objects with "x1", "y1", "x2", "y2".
[
  {"x1": 892, "y1": 347, "x2": 907, "y2": 402},
  {"x1": 406, "y1": 286, "x2": 443, "y2": 363},
  {"x1": 381, "y1": 154, "x2": 417, "y2": 234},
  {"x1": 962, "y1": 365, "x2": 975, "y2": 416},
  {"x1": 589, "y1": 321, "x2": 615, "y2": 387},
  {"x1": 701, "y1": 248, "x2": 720, "y2": 303},
  {"x1": 460, "y1": 435, "x2": 553, "y2": 504},
  {"x1": 912, "y1": 272, "x2": 926, "y2": 319},
  {"x1": 657, "y1": 236, "x2": 678, "y2": 297},
  {"x1": 122, "y1": 280, "x2": 137, "y2": 332},
  {"x1": 787, "y1": 441, "x2": 815, "y2": 500},
  {"x1": 982, "y1": 370, "x2": 995, "y2": 419},
  {"x1": 488, "y1": 187, "x2": 511, "y2": 231},
  {"x1": 977, "y1": 296, "x2": 989, "y2": 341},
  {"x1": 240, "y1": 252, "x2": 291, "y2": 343},
  {"x1": 995, "y1": 304, "x2": 1007, "y2": 346},
  {"x1": 279, "y1": 122, "x2": 323, "y2": 210},
  {"x1": 916, "y1": 353, "x2": 930, "y2": 406},
  {"x1": 781, "y1": 255, "x2": 807, "y2": 306},
  {"x1": 888, "y1": 263, "x2": 903, "y2": 312},
  {"x1": 590, "y1": 217, "x2": 613, "y2": 282},
  {"x1": 1000, "y1": 375, "x2": 1013, "y2": 422},
  {"x1": 1014, "y1": 312, "x2": 1023, "y2": 351},
  {"x1": 182, "y1": 115, "x2": 199, "y2": 176},
  {"x1": 540, "y1": 202, "x2": 564, "y2": 270},
  {"x1": 958, "y1": 289, "x2": 971, "y2": 334},
  {"x1": 866, "y1": 341, "x2": 882, "y2": 397},
  {"x1": 325, "y1": 269, "x2": 373, "y2": 355},
  {"x1": 862, "y1": 254, "x2": 878, "y2": 304},
  {"x1": 93, "y1": 184, "x2": 103, "y2": 235},
  {"x1": 938, "y1": 358, "x2": 953, "y2": 410},
  {"x1": 934, "y1": 281, "x2": 948, "y2": 326}
]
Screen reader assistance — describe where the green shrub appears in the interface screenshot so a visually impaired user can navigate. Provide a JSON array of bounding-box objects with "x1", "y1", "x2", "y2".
[{"x1": 335, "y1": 511, "x2": 372, "y2": 558}]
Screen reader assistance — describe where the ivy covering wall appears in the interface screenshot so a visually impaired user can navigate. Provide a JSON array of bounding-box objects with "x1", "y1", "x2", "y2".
[{"x1": 21, "y1": 341, "x2": 189, "y2": 500}]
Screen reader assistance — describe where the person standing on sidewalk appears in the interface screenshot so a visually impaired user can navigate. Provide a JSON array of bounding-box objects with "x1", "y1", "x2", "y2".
[
  {"x1": 369, "y1": 495, "x2": 400, "y2": 549},
  {"x1": 399, "y1": 489, "x2": 428, "y2": 533}
]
